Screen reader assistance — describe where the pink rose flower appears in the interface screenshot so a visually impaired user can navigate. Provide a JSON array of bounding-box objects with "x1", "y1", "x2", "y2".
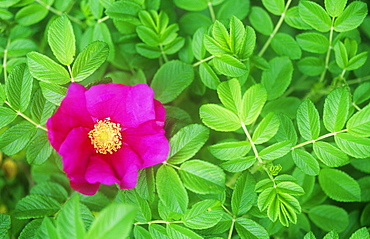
[{"x1": 47, "y1": 83, "x2": 169, "y2": 195}]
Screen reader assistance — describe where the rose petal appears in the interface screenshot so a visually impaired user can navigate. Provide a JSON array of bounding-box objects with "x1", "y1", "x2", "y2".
[
  {"x1": 123, "y1": 120, "x2": 169, "y2": 168},
  {"x1": 85, "y1": 83, "x2": 156, "y2": 128},
  {"x1": 47, "y1": 83, "x2": 93, "y2": 151},
  {"x1": 58, "y1": 127, "x2": 99, "y2": 195},
  {"x1": 109, "y1": 145, "x2": 141, "y2": 189},
  {"x1": 154, "y1": 99, "x2": 166, "y2": 123},
  {"x1": 85, "y1": 155, "x2": 120, "y2": 185}
]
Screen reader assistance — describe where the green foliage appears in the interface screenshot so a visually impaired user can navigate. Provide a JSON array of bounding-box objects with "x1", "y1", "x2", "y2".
[{"x1": 1, "y1": 0, "x2": 370, "y2": 238}]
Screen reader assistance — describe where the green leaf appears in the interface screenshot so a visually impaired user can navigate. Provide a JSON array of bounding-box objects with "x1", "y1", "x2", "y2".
[
  {"x1": 192, "y1": 28, "x2": 206, "y2": 61},
  {"x1": 56, "y1": 195, "x2": 86, "y2": 239},
  {"x1": 232, "y1": 171, "x2": 257, "y2": 216},
  {"x1": 151, "y1": 60, "x2": 194, "y2": 104},
  {"x1": 39, "y1": 82, "x2": 67, "y2": 106},
  {"x1": 235, "y1": 218, "x2": 269, "y2": 239},
  {"x1": 304, "y1": 231, "x2": 317, "y2": 239},
  {"x1": 133, "y1": 226, "x2": 151, "y2": 239},
  {"x1": 0, "y1": 107, "x2": 17, "y2": 128},
  {"x1": 48, "y1": 15, "x2": 75, "y2": 65},
  {"x1": 308, "y1": 205, "x2": 349, "y2": 232},
  {"x1": 116, "y1": 190, "x2": 152, "y2": 223},
  {"x1": 0, "y1": 121, "x2": 36, "y2": 155},
  {"x1": 285, "y1": 6, "x2": 312, "y2": 30},
  {"x1": 296, "y1": 99, "x2": 320, "y2": 141},
  {"x1": 19, "y1": 219, "x2": 43, "y2": 239},
  {"x1": 166, "y1": 224, "x2": 203, "y2": 239},
  {"x1": 30, "y1": 182, "x2": 68, "y2": 203},
  {"x1": 30, "y1": 90, "x2": 56, "y2": 125},
  {"x1": 137, "y1": 26, "x2": 160, "y2": 46},
  {"x1": 167, "y1": 124, "x2": 209, "y2": 164},
  {"x1": 208, "y1": 141, "x2": 250, "y2": 160},
  {"x1": 183, "y1": 199, "x2": 223, "y2": 229},
  {"x1": 291, "y1": 149, "x2": 320, "y2": 176},
  {"x1": 7, "y1": 39, "x2": 37, "y2": 57},
  {"x1": 261, "y1": 57, "x2": 293, "y2": 100},
  {"x1": 157, "y1": 165, "x2": 188, "y2": 215},
  {"x1": 249, "y1": 6, "x2": 273, "y2": 36},
  {"x1": 296, "y1": 32, "x2": 329, "y2": 54},
  {"x1": 0, "y1": 214, "x2": 11, "y2": 239},
  {"x1": 334, "y1": 1, "x2": 368, "y2": 32},
  {"x1": 105, "y1": 0, "x2": 141, "y2": 21},
  {"x1": 347, "y1": 51, "x2": 368, "y2": 71},
  {"x1": 26, "y1": 130, "x2": 53, "y2": 165},
  {"x1": 13, "y1": 195, "x2": 60, "y2": 219},
  {"x1": 252, "y1": 112, "x2": 280, "y2": 144},
  {"x1": 323, "y1": 231, "x2": 339, "y2": 239},
  {"x1": 349, "y1": 227, "x2": 370, "y2": 239},
  {"x1": 323, "y1": 87, "x2": 350, "y2": 132},
  {"x1": 15, "y1": 4, "x2": 48, "y2": 26},
  {"x1": 199, "y1": 63, "x2": 220, "y2": 90},
  {"x1": 174, "y1": 0, "x2": 208, "y2": 11},
  {"x1": 6, "y1": 63, "x2": 33, "y2": 112},
  {"x1": 334, "y1": 41, "x2": 348, "y2": 69},
  {"x1": 217, "y1": 78, "x2": 242, "y2": 114},
  {"x1": 259, "y1": 140, "x2": 292, "y2": 161},
  {"x1": 298, "y1": 0, "x2": 331, "y2": 32},
  {"x1": 220, "y1": 156, "x2": 256, "y2": 173},
  {"x1": 199, "y1": 104, "x2": 241, "y2": 132},
  {"x1": 180, "y1": 160, "x2": 225, "y2": 195},
  {"x1": 335, "y1": 133, "x2": 370, "y2": 158},
  {"x1": 241, "y1": 84, "x2": 267, "y2": 125},
  {"x1": 313, "y1": 141, "x2": 349, "y2": 167},
  {"x1": 135, "y1": 43, "x2": 161, "y2": 59},
  {"x1": 27, "y1": 52, "x2": 70, "y2": 84},
  {"x1": 275, "y1": 114, "x2": 298, "y2": 145},
  {"x1": 298, "y1": 57, "x2": 325, "y2": 76},
  {"x1": 325, "y1": 0, "x2": 347, "y2": 17},
  {"x1": 319, "y1": 168, "x2": 361, "y2": 202},
  {"x1": 149, "y1": 224, "x2": 169, "y2": 239},
  {"x1": 262, "y1": 0, "x2": 285, "y2": 15},
  {"x1": 271, "y1": 33, "x2": 302, "y2": 60},
  {"x1": 276, "y1": 182, "x2": 305, "y2": 196},
  {"x1": 347, "y1": 104, "x2": 370, "y2": 137},
  {"x1": 72, "y1": 41, "x2": 109, "y2": 82},
  {"x1": 229, "y1": 16, "x2": 245, "y2": 55},
  {"x1": 213, "y1": 55, "x2": 248, "y2": 78},
  {"x1": 85, "y1": 203, "x2": 136, "y2": 239}
]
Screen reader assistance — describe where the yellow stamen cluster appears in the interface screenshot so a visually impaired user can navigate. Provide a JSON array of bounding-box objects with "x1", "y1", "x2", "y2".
[{"x1": 88, "y1": 117, "x2": 122, "y2": 154}]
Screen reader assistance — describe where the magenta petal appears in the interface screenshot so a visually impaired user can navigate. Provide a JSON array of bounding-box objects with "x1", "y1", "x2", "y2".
[
  {"x1": 110, "y1": 146, "x2": 141, "y2": 189},
  {"x1": 123, "y1": 120, "x2": 169, "y2": 168},
  {"x1": 58, "y1": 127, "x2": 99, "y2": 195},
  {"x1": 85, "y1": 83, "x2": 156, "y2": 128},
  {"x1": 47, "y1": 83, "x2": 93, "y2": 151},
  {"x1": 85, "y1": 155, "x2": 120, "y2": 185},
  {"x1": 154, "y1": 99, "x2": 166, "y2": 122}
]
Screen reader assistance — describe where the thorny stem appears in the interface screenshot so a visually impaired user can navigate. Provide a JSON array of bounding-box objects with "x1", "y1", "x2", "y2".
[
  {"x1": 2, "y1": 39, "x2": 10, "y2": 83},
  {"x1": 319, "y1": 17, "x2": 335, "y2": 83},
  {"x1": 4, "y1": 101, "x2": 47, "y2": 131},
  {"x1": 291, "y1": 129, "x2": 348, "y2": 150},
  {"x1": 257, "y1": 0, "x2": 292, "y2": 57},
  {"x1": 207, "y1": 1, "x2": 216, "y2": 22},
  {"x1": 35, "y1": 0, "x2": 82, "y2": 25},
  {"x1": 192, "y1": 55, "x2": 215, "y2": 67}
]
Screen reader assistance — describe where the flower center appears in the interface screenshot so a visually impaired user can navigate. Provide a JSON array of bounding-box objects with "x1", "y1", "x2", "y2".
[{"x1": 88, "y1": 117, "x2": 122, "y2": 154}]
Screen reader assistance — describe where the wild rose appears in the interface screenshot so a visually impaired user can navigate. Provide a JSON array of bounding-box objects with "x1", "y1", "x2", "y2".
[{"x1": 47, "y1": 83, "x2": 169, "y2": 195}]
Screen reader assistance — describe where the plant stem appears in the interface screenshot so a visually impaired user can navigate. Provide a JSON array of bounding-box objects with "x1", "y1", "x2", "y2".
[
  {"x1": 207, "y1": 1, "x2": 216, "y2": 22},
  {"x1": 257, "y1": 0, "x2": 292, "y2": 57},
  {"x1": 34, "y1": 0, "x2": 82, "y2": 25},
  {"x1": 4, "y1": 101, "x2": 47, "y2": 131},
  {"x1": 192, "y1": 55, "x2": 215, "y2": 67},
  {"x1": 98, "y1": 15, "x2": 110, "y2": 23},
  {"x1": 159, "y1": 44, "x2": 168, "y2": 63},
  {"x1": 227, "y1": 218, "x2": 236, "y2": 239},
  {"x1": 2, "y1": 39, "x2": 10, "y2": 83},
  {"x1": 163, "y1": 161, "x2": 181, "y2": 170},
  {"x1": 291, "y1": 129, "x2": 348, "y2": 150},
  {"x1": 347, "y1": 75, "x2": 370, "y2": 85},
  {"x1": 319, "y1": 17, "x2": 335, "y2": 83},
  {"x1": 222, "y1": 205, "x2": 234, "y2": 217},
  {"x1": 352, "y1": 102, "x2": 361, "y2": 111},
  {"x1": 134, "y1": 220, "x2": 183, "y2": 226},
  {"x1": 67, "y1": 64, "x2": 74, "y2": 82}
]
